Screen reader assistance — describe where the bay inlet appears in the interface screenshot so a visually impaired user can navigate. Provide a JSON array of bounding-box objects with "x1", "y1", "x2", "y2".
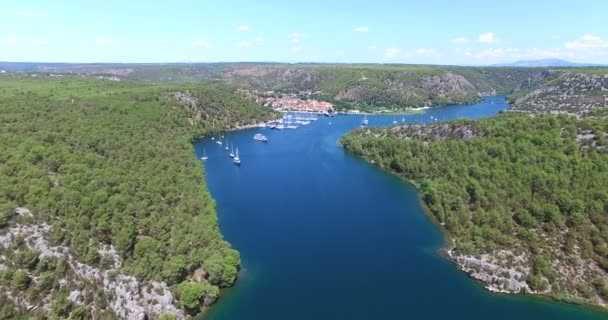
[{"x1": 194, "y1": 97, "x2": 608, "y2": 320}]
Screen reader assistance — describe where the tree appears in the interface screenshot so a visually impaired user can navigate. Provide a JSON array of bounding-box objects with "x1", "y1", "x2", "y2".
[
  {"x1": 51, "y1": 291, "x2": 72, "y2": 318},
  {"x1": 11, "y1": 270, "x2": 29, "y2": 290},
  {"x1": 162, "y1": 256, "x2": 186, "y2": 285},
  {"x1": 177, "y1": 281, "x2": 206, "y2": 312},
  {"x1": 68, "y1": 307, "x2": 87, "y2": 320},
  {"x1": 0, "y1": 203, "x2": 13, "y2": 227},
  {"x1": 37, "y1": 272, "x2": 55, "y2": 293},
  {"x1": 15, "y1": 249, "x2": 39, "y2": 270}
]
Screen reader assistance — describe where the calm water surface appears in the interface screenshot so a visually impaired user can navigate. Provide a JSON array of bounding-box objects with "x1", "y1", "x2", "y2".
[{"x1": 194, "y1": 97, "x2": 608, "y2": 320}]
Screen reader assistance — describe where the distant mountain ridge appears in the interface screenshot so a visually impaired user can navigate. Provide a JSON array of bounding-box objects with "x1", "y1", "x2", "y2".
[{"x1": 493, "y1": 58, "x2": 602, "y2": 67}]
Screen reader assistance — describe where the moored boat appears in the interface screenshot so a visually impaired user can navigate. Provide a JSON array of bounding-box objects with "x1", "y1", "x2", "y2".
[
  {"x1": 233, "y1": 148, "x2": 241, "y2": 165},
  {"x1": 253, "y1": 133, "x2": 268, "y2": 142}
]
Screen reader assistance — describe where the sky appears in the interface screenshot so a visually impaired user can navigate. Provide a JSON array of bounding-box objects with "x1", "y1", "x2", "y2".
[{"x1": 1, "y1": 0, "x2": 607, "y2": 65}]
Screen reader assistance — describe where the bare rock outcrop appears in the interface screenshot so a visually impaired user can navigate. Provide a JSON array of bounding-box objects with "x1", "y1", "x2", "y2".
[
  {"x1": 0, "y1": 221, "x2": 184, "y2": 320},
  {"x1": 510, "y1": 73, "x2": 608, "y2": 117}
]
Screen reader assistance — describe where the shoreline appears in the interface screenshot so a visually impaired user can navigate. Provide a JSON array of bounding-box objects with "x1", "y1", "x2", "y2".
[
  {"x1": 227, "y1": 122, "x2": 269, "y2": 131},
  {"x1": 339, "y1": 146, "x2": 608, "y2": 314}
]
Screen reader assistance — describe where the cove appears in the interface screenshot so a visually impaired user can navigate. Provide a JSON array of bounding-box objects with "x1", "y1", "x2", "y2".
[{"x1": 194, "y1": 97, "x2": 608, "y2": 320}]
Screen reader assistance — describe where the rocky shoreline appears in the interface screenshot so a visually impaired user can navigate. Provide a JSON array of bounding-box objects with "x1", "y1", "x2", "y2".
[
  {"x1": 0, "y1": 219, "x2": 184, "y2": 320},
  {"x1": 447, "y1": 249, "x2": 531, "y2": 294}
]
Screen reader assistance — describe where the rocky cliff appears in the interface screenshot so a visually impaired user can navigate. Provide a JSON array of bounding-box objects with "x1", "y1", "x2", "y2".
[{"x1": 509, "y1": 72, "x2": 608, "y2": 117}]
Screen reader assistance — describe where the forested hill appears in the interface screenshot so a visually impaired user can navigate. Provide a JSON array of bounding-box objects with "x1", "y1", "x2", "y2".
[
  {"x1": 0, "y1": 75, "x2": 278, "y2": 319},
  {"x1": 4, "y1": 62, "x2": 607, "y2": 111},
  {"x1": 0, "y1": 62, "x2": 545, "y2": 109},
  {"x1": 342, "y1": 115, "x2": 608, "y2": 307},
  {"x1": 508, "y1": 70, "x2": 608, "y2": 117},
  {"x1": 341, "y1": 69, "x2": 608, "y2": 307}
]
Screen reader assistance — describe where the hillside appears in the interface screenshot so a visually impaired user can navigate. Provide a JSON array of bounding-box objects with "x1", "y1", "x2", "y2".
[
  {"x1": 341, "y1": 70, "x2": 608, "y2": 307},
  {"x1": 0, "y1": 62, "x2": 544, "y2": 110},
  {"x1": 0, "y1": 75, "x2": 278, "y2": 319},
  {"x1": 342, "y1": 115, "x2": 608, "y2": 306},
  {"x1": 508, "y1": 70, "x2": 608, "y2": 117}
]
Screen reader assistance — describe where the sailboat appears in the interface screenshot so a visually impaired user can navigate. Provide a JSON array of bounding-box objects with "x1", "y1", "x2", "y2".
[
  {"x1": 224, "y1": 139, "x2": 229, "y2": 151},
  {"x1": 216, "y1": 134, "x2": 222, "y2": 145},
  {"x1": 233, "y1": 148, "x2": 241, "y2": 166},
  {"x1": 200, "y1": 148, "x2": 208, "y2": 161},
  {"x1": 253, "y1": 133, "x2": 268, "y2": 142},
  {"x1": 361, "y1": 114, "x2": 369, "y2": 126},
  {"x1": 229, "y1": 143, "x2": 235, "y2": 158}
]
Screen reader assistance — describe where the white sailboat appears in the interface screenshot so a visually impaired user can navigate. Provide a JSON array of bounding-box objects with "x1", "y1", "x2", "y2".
[
  {"x1": 362, "y1": 114, "x2": 369, "y2": 126},
  {"x1": 224, "y1": 139, "x2": 229, "y2": 151},
  {"x1": 233, "y1": 148, "x2": 241, "y2": 165},
  {"x1": 200, "y1": 148, "x2": 208, "y2": 161},
  {"x1": 229, "y1": 143, "x2": 235, "y2": 158},
  {"x1": 253, "y1": 133, "x2": 268, "y2": 142}
]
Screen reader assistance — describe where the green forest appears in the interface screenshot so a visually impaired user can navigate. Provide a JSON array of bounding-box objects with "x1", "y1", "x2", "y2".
[
  {"x1": 0, "y1": 75, "x2": 277, "y2": 318},
  {"x1": 341, "y1": 114, "x2": 608, "y2": 298}
]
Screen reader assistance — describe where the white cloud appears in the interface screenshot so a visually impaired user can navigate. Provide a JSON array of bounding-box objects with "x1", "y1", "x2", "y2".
[
  {"x1": 31, "y1": 39, "x2": 49, "y2": 46},
  {"x1": 97, "y1": 36, "x2": 109, "y2": 45},
  {"x1": 255, "y1": 37, "x2": 264, "y2": 43},
  {"x1": 191, "y1": 39, "x2": 212, "y2": 48},
  {"x1": 236, "y1": 25, "x2": 249, "y2": 32},
  {"x1": 565, "y1": 34, "x2": 608, "y2": 49},
  {"x1": 354, "y1": 27, "x2": 369, "y2": 32},
  {"x1": 307, "y1": 55, "x2": 321, "y2": 62},
  {"x1": 508, "y1": 48, "x2": 573, "y2": 60},
  {"x1": 15, "y1": 8, "x2": 48, "y2": 17},
  {"x1": 415, "y1": 48, "x2": 440, "y2": 58},
  {"x1": 385, "y1": 47, "x2": 401, "y2": 59},
  {"x1": 476, "y1": 48, "x2": 505, "y2": 59},
  {"x1": 383, "y1": 47, "x2": 414, "y2": 62},
  {"x1": 478, "y1": 32, "x2": 495, "y2": 44},
  {"x1": 4, "y1": 37, "x2": 17, "y2": 44},
  {"x1": 291, "y1": 46, "x2": 301, "y2": 53},
  {"x1": 450, "y1": 37, "x2": 468, "y2": 44},
  {"x1": 288, "y1": 33, "x2": 302, "y2": 43},
  {"x1": 238, "y1": 41, "x2": 251, "y2": 48},
  {"x1": 368, "y1": 45, "x2": 377, "y2": 50}
]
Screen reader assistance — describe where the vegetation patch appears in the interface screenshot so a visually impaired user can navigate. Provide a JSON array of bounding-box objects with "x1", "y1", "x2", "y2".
[{"x1": 0, "y1": 75, "x2": 278, "y2": 318}]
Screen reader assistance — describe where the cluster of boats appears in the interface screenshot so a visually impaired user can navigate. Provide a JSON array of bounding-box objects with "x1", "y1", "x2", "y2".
[
  {"x1": 360, "y1": 114, "x2": 408, "y2": 127},
  {"x1": 202, "y1": 133, "x2": 269, "y2": 165},
  {"x1": 269, "y1": 112, "x2": 319, "y2": 130},
  {"x1": 202, "y1": 134, "x2": 241, "y2": 165}
]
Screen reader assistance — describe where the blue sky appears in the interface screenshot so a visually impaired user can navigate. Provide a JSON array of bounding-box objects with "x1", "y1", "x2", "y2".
[{"x1": 1, "y1": 0, "x2": 607, "y2": 65}]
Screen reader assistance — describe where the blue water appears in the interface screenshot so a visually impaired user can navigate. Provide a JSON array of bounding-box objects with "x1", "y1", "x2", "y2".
[{"x1": 194, "y1": 97, "x2": 608, "y2": 320}]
